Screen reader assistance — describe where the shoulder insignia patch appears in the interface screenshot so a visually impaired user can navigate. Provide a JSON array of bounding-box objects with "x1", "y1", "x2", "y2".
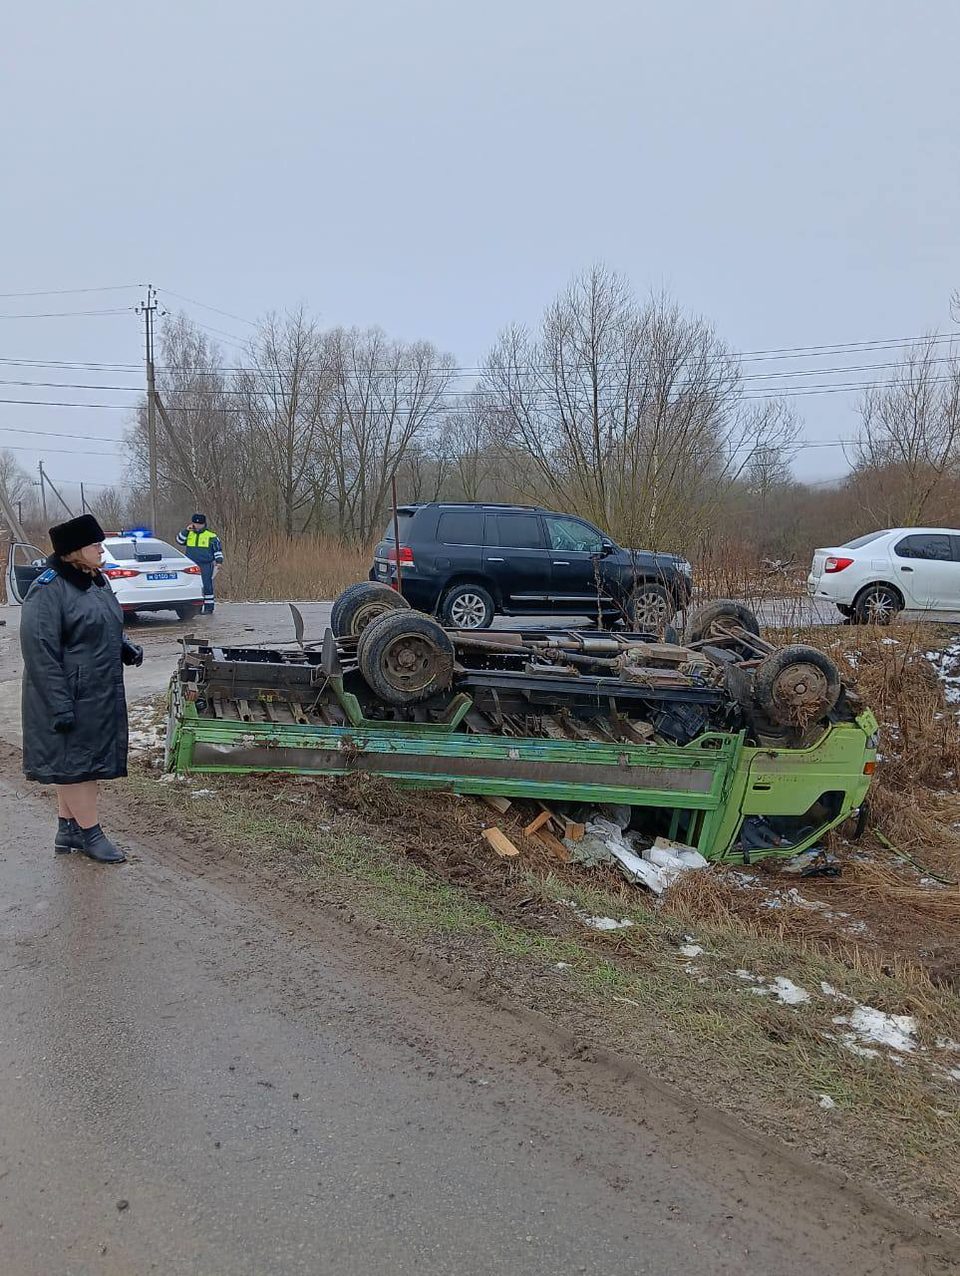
[{"x1": 35, "y1": 569, "x2": 57, "y2": 585}]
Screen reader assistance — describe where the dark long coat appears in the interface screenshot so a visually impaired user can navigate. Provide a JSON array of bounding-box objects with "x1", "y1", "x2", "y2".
[{"x1": 20, "y1": 557, "x2": 137, "y2": 785}]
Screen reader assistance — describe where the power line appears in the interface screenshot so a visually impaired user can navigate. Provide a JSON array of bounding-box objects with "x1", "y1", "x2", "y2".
[
  {"x1": 155, "y1": 287, "x2": 256, "y2": 327},
  {"x1": 0, "y1": 307, "x2": 135, "y2": 320},
  {"x1": 0, "y1": 284, "x2": 140, "y2": 300},
  {"x1": 1, "y1": 328, "x2": 958, "y2": 379}
]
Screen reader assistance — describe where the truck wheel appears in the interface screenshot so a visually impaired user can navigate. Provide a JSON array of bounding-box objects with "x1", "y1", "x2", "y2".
[
  {"x1": 331, "y1": 581, "x2": 410, "y2": 638},
  {"x1": 357, "y1": 611, "x2": 455, "y2": 705},
  {"x1": 685, "y1": 599, "x2": 760, "y2": 644},
  {"x1": 440, "y1": 583, "x2": 494, "y2": 629},
  {"x1": 852, "y1": 584, "x2": 901, "y2": 626},
  {"x1": 753, "y1": 644, "x2": 841, "y2": 727},
  {"x1": 627, "y1": 584, "x2": 674, "y2": 632}
]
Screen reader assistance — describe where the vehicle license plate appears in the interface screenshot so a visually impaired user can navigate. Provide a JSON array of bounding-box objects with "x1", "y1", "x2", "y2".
[{"x1": 147, "y1": 572, "x2": 177, "y2": 581}]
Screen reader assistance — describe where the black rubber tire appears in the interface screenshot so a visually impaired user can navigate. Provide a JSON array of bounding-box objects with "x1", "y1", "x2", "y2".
[
  {"x1": 176, "y1": 604, "x2": 203, "y2": 622},
  {"x1": 330, "y1": 581, "x2": 411, "y2": 638},
  {"x1": 440, "y1": 582, "x2": 495, "y2": 630},
  {"x1": 753, "y1": 644, "x2": 842, "y2": 726},
  {"x1": 357, "y1": 610, "x2": 455, "y2": 705},
  {"x1": 836, "y1": 604, "x2": 854, "y2": 619},
  {"x1": 626, "y1": 584, "x2": 675, "y2": 633},
  {"x1": 852, "y1": 583, "x2": 902, "y2": 626},
  {"x1": 685, "y1": 599, "x2": 761, "y2": 645}
]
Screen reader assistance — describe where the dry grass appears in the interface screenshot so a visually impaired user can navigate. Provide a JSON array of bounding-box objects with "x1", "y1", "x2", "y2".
[{"x1": 217, "y1": 533, "x2": 371, "y2": 601}]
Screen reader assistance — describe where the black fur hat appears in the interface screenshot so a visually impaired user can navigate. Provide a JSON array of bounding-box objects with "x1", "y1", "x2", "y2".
[{"x1": 49, "y1": 514, "x2": 107, "y2": 558}]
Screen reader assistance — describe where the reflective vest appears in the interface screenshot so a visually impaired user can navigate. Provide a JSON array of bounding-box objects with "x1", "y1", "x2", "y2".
[{"x1": 184, "y1": 529, "x2": 218, "y2": 550}]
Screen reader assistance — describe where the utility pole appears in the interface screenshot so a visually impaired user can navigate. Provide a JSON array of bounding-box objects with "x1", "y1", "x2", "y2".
[
  {"x1": 38, "y1": 461, "x2": 73, "y2": 519},
  {"x1": 137, "y1": 284, "x2": 159, "y2": 532}
]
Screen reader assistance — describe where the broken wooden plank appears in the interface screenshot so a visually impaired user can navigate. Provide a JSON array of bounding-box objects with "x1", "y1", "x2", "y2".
[
  {"x1": 535, "y1": 828, "x2": 571, "y2": 863},
  {"x1": 482, "y1": 826, "x2": 520, "y2": 858},
  {"x1": 563, "y1": 820, "x2": 586, "y2": 843},
  {"x1": 523, "y1": 809, "x2": 553, "y2": 837},
  {"x1": 482, "y1": 795, "x2": 512, "y2": 815}
]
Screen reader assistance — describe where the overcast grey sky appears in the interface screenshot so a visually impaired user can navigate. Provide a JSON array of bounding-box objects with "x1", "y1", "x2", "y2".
[{"x1": 1, "y1": 0, "x2": 958, "y2": 500}]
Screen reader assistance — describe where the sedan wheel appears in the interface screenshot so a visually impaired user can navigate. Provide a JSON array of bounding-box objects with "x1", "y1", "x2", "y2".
[{"x1": 854, "y1": 585, "x2": 901, "y2": 626}]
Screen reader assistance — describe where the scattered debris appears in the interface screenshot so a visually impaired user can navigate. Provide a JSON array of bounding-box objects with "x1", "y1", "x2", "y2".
[
  {"x1": 679, "y1": 943, "x2": 704, "y2": 958},
  {"x1": 483, "y1": 795, "x2": 512, "y2": 815},
  {"x1": 482, "y1": 827, "x2": 520, "y2": 858},
  {"x1": 818, "y1": 1094, "x2": 837, "y2": 1110},
  {"x1": 523, "y1": 809, "x2": 553, "y2": 836}
]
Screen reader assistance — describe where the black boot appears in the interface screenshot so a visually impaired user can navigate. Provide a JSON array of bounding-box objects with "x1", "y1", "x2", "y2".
[
  {"x1": 79, "y1": 824, "x2": 127, "y2": 864},
  {"x1": 55, "y1": 817, "x2": 83, "y2": 855}
]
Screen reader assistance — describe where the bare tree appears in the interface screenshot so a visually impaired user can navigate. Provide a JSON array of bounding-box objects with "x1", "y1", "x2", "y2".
[
  {"x1": 322, "y1": 327, "x2": 456, "y2": 542},
  {"x1": 234, "y1": 309, "x2": 332, "y2": 538},
  {"x1": 854, "y1": 338, "x2": 960, "y2": 524},
  {"x1": 482, "y1": 267, "x2": 800, "y2": 550}
]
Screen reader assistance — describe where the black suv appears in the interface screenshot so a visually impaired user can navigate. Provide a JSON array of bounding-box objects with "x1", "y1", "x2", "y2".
[{"x1": 370, "y1": 502, "x2": 692, "y2": 629}]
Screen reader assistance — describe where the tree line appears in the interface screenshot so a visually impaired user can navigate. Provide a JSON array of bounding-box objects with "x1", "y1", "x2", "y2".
[{"x1": 3, "y1": 266, "x2": 959, "y2": 566}]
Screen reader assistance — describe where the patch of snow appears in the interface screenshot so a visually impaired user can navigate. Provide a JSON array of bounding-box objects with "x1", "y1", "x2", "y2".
[
  {"x1": 679, "y1": 944, "x2": 704, "y2": 958},
  {"x1": 563, "y1": 902, "x2": 634, "y2": 932},
  {"x1": 737, "y1": 971, "x2": 810, "y2": 1005},
  {"x1": 768, "y1": 977, "x2": 810, "y2": 1005},
  {"x1": 949, "y1": 1069, "x2": 960, "y2": 1083},
  {"x1": 555, "y1": 961, "x2": 571, "y2": 970},
  {"x1": 832, "y1": 1005, "x2": 918, "y2": 1054},
  {"x1": 935, "y1": 1037, "x2": 960, "y2": 1052},
  {"x1": 818, "y1": 1094, "x2": 836, "y2": 1109},
  {"x1": 190, "y1": 788, "x2": 216, "y2": 798}
]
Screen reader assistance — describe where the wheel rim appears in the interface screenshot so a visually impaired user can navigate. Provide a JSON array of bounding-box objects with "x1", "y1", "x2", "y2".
[
  {"x1": 633, "y1": 591, "x2": 670, "y2": 629},
  {"x1": 864, "y1": 590, "x2": 896, "y2": 624},
  {"x1": 381, "y1": 634, "x2": 446, "y2": 693},
  {"x1": 772, "y1": 661, "x2": 830, "y2": 717},
  {"x1": 450, "y1": 592, "x2": 487, "y2": 628},
  {"x1": 351, "y1": 600, "x2": 392, "y2": 635}
]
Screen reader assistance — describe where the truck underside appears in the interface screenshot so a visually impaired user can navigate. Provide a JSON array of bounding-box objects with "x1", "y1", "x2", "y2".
[{"x1": 166, "y1": 608, "x2": 878, "y2": 863}]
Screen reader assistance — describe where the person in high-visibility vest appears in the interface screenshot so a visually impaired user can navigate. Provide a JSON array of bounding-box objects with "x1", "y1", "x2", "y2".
[{"x1": 176, "y1": 514, "x2": 224, "y2": 615}]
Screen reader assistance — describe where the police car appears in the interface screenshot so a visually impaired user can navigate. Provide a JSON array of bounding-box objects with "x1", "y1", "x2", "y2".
[{"x1": 6, "y1": 530, "x2": 205, "y2": 621}]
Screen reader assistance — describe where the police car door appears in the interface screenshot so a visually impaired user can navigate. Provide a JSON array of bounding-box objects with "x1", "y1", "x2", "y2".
[{"x1": 6, "y1": 542, "x2": 47, "y2": 604}]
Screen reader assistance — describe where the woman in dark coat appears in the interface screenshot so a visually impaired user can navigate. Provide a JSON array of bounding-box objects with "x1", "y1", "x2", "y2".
[{"x1": 21, "y1": 514, "x2": 143, "y2": 864}]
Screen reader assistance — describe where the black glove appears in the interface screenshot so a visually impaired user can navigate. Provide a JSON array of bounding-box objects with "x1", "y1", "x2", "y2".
[
  {"x1": 122, "y1": 641, "x2": 144, "y2": 668},
  {"x1": 53, "y1": 713, "x2": 76, "y2": 733}
]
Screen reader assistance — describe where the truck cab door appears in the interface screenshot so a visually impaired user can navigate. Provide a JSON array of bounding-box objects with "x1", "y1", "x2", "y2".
[{"x1": 7, "y1": 542, "x2": 47, "y2": 604}]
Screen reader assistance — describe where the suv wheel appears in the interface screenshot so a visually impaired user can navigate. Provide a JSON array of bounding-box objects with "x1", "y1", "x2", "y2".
[
  {"x1": 852, "y1": 584, "x2": 902, "y2": 626},
  {"x1": 440, "y1": 583, "x2": 494, "y2": 630},
  {"x1": 627, "y1": 584, "x2": 673, "y2": 632}
]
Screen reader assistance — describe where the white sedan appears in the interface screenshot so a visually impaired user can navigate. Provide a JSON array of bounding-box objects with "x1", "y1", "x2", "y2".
[
  {"x1": 7, "y1": 534, "x2": 204, "y2": 621},
  {"x1": 808, "y1": 527, "x2": 960, "y2": 623}
]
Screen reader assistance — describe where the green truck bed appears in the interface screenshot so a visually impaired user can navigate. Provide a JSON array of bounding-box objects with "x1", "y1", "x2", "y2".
[{"x1": 166, "y1": 676, "x2": 877, "y2": 863}]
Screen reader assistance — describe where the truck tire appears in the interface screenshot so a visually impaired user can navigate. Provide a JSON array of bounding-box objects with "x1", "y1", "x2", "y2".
[
  {"x1": 357, "y1": 610, "x2": 455, "y2": 705},
  {"x1": 753, "y1": 644, "x2": 841, "y2": 727},
  {"x1": 330, "y1": 581, "x2": 410, "y2": 638},
  {"x1": 852, "y1": 583, "x2": 902, "y2": 626},
  {"x1": 685, "y1": 599, "x2": 760, "y2": 645},
  {"x1": 440, "y1": 583, "x2": 495, "y2": 629}
]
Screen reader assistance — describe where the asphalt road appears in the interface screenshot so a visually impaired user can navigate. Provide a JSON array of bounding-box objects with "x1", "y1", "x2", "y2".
[{"x1": 1, "y1": 598, "x2": 958, "y2": 1274}]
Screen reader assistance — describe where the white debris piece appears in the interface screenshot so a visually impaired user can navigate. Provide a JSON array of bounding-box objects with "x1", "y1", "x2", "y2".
[
  {"x1": 650, "y1": 837, "x2": 709, "y2": 870},
  {"x1": 832, "y1": 1005, "x2": 918, "y2": 1054},
  {"x1": 679, "y1": 944, "x2": 704, "y2": 958},
  {"x1": 818, "y1": 1094, "x2": 837, "y2": 1110}
]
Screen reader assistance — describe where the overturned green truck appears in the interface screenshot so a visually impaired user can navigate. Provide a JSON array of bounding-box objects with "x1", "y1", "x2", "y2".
[{"x1": 165, "y1": 591, "x2": 878, "y2": 863}]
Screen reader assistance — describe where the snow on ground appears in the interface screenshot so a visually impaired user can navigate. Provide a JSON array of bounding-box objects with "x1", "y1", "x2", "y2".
[
  {"x1": 563, "y1": 902, "x2": 634, "y2": 931},
  {"x1": 926, "y1": 636, "x2": 960, "y2": 705}
]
